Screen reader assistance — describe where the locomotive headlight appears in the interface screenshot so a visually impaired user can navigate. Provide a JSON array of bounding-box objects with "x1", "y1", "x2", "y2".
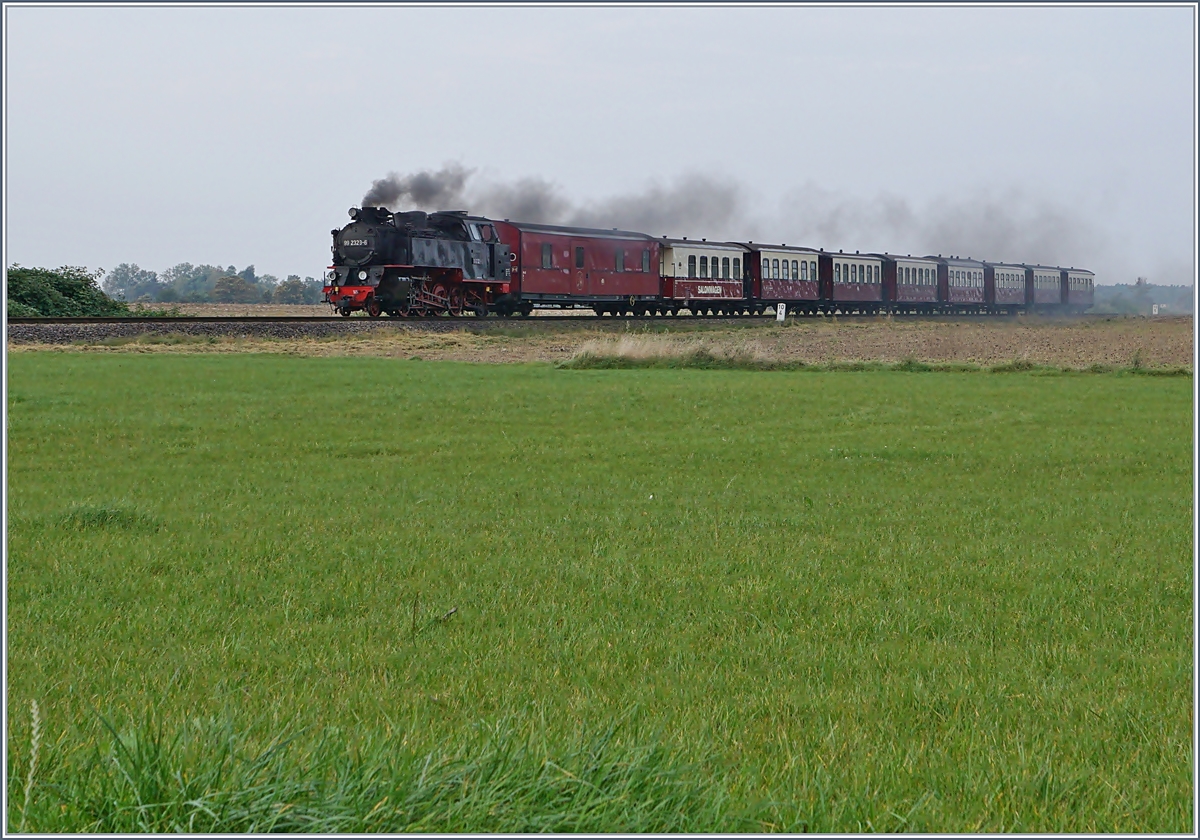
[
  {"x1": 358, "y1": 270, "x2": 368, "y2": 281},
  {"x1": 326, "y1": 270, "x2": 337, "y2": 282}
]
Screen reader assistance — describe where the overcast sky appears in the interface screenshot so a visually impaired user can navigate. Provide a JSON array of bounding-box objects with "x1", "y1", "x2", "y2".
[{"x1": 4, "y1": 4, "x2": 1196, "y2": 285}]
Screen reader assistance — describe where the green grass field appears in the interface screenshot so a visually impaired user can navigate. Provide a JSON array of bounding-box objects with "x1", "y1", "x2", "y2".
[{"x1": 6, "y1": 354, "x2": 1193, "y2": 832}]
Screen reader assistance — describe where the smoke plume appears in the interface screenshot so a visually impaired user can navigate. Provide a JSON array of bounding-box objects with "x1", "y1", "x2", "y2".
[
  {"x1": 362, "y1": 164, "x2": 472, "y2": 210},
  {"x1": 361, "y1": 164, "x2": 1110, "y2": 272},
  {"x1": 361, "y1": 164, "x2": 750, "y2": 240}
]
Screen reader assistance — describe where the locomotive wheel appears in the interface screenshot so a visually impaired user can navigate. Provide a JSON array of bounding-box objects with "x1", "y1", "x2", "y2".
[
  {"x1": 448, "y1": 287, "x2": 465, "y2": 317},
  {"x1": 338, "y1": 308, "x2": 352, "y2": 317},
  {"x1": 366, "y1": 297, "x2": 382, "y2": 318},
  {"x1": 429, "y1": 281, "x2": 451, "y2": 315}
]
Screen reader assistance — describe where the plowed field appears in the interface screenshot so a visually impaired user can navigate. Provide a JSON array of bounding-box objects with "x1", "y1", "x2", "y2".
[{"x1": 10, "y1": 315, "x2": 1192, "y2": 369}]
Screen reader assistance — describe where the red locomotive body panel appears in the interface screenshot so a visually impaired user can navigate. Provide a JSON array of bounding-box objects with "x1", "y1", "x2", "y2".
[{"x1": 322, "y1": 281, "x2": 374, "y2": 310}]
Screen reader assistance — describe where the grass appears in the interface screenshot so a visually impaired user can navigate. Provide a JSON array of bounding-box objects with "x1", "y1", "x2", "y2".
[
  {"x1": 560, "y1": 335, "x2": 1192, "y2": 375},
  {"x1": 5, "y1": 353, "x2": 1193, "y2": 832}
]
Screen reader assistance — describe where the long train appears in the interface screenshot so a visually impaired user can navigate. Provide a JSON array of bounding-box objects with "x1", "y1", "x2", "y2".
[{"x1": 323, "y1": 207, "x2": 1094, "y2": 317}]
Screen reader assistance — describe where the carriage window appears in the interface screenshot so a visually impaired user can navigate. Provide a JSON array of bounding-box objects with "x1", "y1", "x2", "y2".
[
  {"x1": 688, "y1": 255, "x2": 697, "y2": 278},
  {"x1": 835, "y1": 264, "x2": 841, "y2": 282},
  {"x1": 800, "y1": 261, "x2": 808, "y2": 281},
  {"x1": 700, "y1": 256, "x2": 708, "y2": 278},
  {"x1": 810, "y1": 261, "x2": 817, "y2": 281},
  {"x1": 723, "y1": 257, "x2": 731, "y2": 279},
  {"x1": 852, "y1": 264, "x2": 859, "y2": 282},
  {"x1": 782, "y1": 260, "x2": 790, "y2": 280},
  {"x1": 772, "y1": 259, "x2": 780, "y2": 279},
  {"x1": 541, "y1": 243, "x2": 553, "y2": 269},
  {"x1": 762, "y1": 255, "x2": 770, "y2": 274},
  {"x1": 575, "y1": 247, "x2": 585, "y2": 268},
  {"x1": 791, "y1": 260, "x2": 799, "y2": 280},
  {"x1": 642, "y1": 250, "x2": 650, "y2": 272},
  {"x1": 733, "y1": 258, "x2": 741, "y2": 279},
  {"x1": 616, "y1": 249, "x2": 625, "y2": 272}
]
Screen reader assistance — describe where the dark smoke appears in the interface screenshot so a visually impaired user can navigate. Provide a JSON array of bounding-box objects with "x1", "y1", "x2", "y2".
[
  {"x1": 360, "y1": 165, "x2": 751, "y2": 239},
  {"x1": 361, "y1": 163, "x2": 472, "y2": 209}
]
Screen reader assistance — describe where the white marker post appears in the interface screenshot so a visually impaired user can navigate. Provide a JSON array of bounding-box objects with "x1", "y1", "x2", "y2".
[{"x1": 776, "y1": 303, "x2": 787, "y2": 322}]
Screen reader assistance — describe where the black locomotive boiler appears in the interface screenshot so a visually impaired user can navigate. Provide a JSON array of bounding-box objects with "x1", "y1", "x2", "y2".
[{"x1": 325, "y1": 207, "x2": 513, "y2": 317}]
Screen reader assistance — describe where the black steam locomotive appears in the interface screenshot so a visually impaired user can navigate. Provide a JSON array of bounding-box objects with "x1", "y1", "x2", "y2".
[{"x1": 325, "y1": 207, "x2": 513, "y2": 317}]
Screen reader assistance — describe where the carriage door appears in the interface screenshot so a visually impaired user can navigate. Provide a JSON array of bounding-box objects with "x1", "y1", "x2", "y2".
[{"x1": 571, "y1": 241, "x2": 587, "y2": 295}]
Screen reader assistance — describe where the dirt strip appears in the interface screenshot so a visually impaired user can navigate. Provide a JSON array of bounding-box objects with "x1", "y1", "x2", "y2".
[{"x1": 7, "y1": 315, "x2": 1193, "y2": 368}]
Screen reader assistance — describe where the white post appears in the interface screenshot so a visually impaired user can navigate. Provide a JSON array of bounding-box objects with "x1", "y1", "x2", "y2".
[{"x1": 776, "y1": 303, "x2": 787, "y2": 322}]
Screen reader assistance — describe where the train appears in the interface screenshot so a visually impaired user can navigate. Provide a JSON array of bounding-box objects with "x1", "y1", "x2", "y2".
[{"x1": 323, "y1": 207, "x2": 1095, "y2": 317}]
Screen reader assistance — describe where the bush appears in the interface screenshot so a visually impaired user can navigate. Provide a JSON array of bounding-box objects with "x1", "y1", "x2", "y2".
[
  {"x1": 7, "y1": 266, "x2": 128, "y2": 317},
  {"x1": 7, "y1": 299, "x2": 41, "y2": 318}
]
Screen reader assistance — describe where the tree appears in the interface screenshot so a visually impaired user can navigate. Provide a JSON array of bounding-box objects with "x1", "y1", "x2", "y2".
[
  {"x1": 272, "y1": 277, "x2": 308, "y2": 304},
  {"x1": 7, "y1": 265, "x2": 129, "y2": 317},
  {"x1": 103, "y1": 263, "x2": 161, "y2": 301},
  {"x1": 212, "y1": 275, "x2": 262, "y2": 303},
  {"x1": 301, "y1": 277, "x2": 323, "y2": 304},
  {"x1": 256, "y1": 273, "x2": 280, "y2": 304}
]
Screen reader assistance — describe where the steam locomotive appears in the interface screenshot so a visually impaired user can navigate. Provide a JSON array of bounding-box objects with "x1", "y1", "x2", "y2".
[
  {"x1": 324, "y1": 207, "x2": 1095, "y2": 316},
  {"x1": 325, "y1": 207, "x2": 513, "y2": 317}
]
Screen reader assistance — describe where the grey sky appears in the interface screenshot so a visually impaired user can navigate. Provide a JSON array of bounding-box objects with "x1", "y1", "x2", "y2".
[{"x1": 4, "y1": 4, "x2": 1195, "y2": 284}]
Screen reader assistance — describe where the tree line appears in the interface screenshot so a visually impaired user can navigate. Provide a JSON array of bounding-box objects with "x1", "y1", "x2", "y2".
[
  {"x1": 1090, "y1": 280, "x2": 1194, "y2": 315},
  {"x1": 101, "y1": 263, "x2": 324, "y2": 304}
]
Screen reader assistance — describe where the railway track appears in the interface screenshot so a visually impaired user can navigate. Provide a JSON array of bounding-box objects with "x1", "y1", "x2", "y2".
[
  {"x1": 7, "y1": 310, "x2": 1044, "y2": 326},
  {"x1": 9, "y1": 313, "x2": 775, "y2": 325}
]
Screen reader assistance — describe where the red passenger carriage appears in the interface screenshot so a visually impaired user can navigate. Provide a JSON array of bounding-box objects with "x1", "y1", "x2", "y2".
[
  {"x1": 746, "y1": 244, "x2": 820, "y2": 308},
  {"x1": 824, "y1": 252, "x2": 883, "y2": 309}
]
